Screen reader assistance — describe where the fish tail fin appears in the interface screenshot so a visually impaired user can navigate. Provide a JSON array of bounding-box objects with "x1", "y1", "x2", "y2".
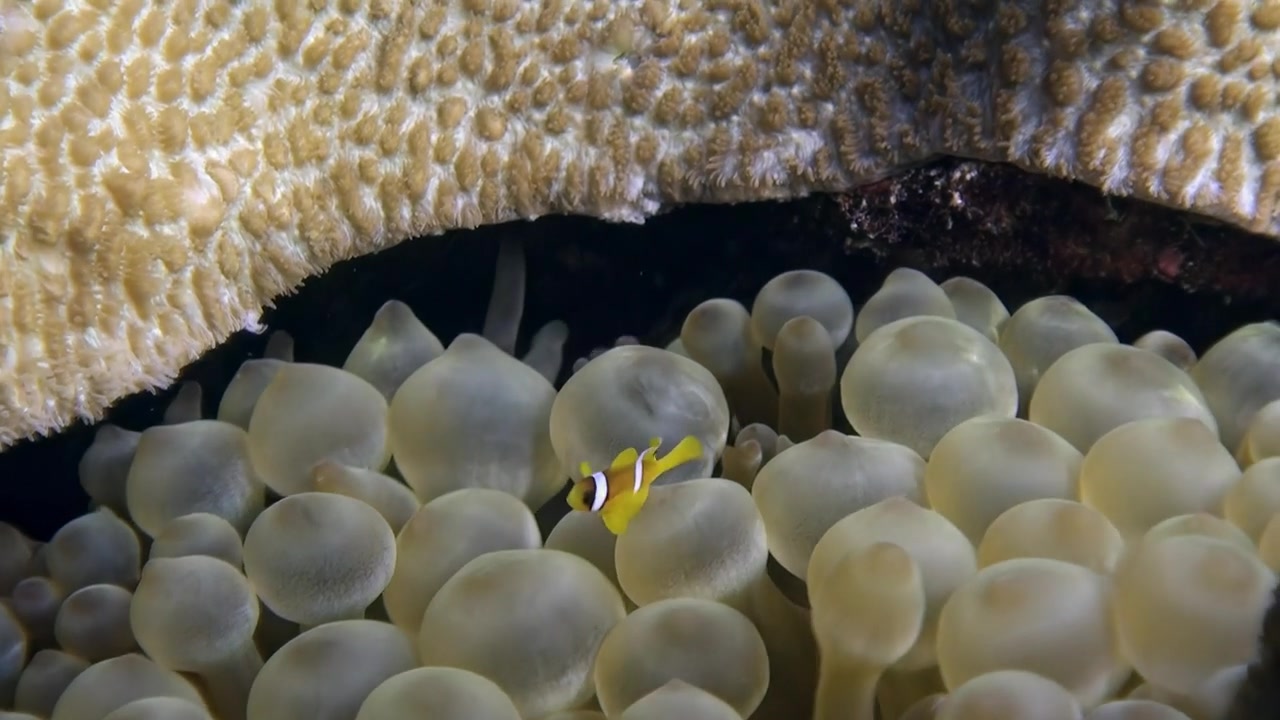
[
  {"x1": 653, "y1": 435, "x2": 703, "y2": 477},
  {"x1": 600, "y1": 487, "x2": 649, "y2": 535}
]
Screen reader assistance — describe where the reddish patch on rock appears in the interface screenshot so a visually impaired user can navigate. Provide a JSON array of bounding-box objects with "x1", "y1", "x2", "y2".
[{"x1": 1156, "y1": 247, "x2": 1184, "y2": 281}]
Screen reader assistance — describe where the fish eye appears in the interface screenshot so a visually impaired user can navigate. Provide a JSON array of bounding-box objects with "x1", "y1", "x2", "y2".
[{"x1": 581, "y1": 486, "x2": 594, "y2": 505}]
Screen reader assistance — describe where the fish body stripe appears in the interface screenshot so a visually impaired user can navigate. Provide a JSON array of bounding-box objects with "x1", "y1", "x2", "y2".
[
  {"x1": 590, "y1": 472, "x2": 608, "y2": 512},
  {"x1": 634, "y1": 447, "x2": 657, "y2": 492}
]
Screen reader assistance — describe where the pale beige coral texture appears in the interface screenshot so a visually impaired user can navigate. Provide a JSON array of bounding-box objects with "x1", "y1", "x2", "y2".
[{"x1": 1, "y1": 0, "x2": 1279, "y2": 448}]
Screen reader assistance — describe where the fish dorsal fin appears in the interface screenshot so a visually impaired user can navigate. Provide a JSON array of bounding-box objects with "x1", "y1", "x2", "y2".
[
  {"x1": 578, "y1": 461, "x2": 593, "y2": 477},
  {"x1": 608, "y1": 447, "x2": 640, "y2": 471},
  {"x1": 648, "y1": 437, "x2": 662, "y2": 450}
]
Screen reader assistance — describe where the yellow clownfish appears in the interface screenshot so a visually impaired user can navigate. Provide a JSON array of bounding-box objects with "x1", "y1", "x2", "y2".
[{"x1": 566, "y1": 435, "x2": 703, "y2": 535}]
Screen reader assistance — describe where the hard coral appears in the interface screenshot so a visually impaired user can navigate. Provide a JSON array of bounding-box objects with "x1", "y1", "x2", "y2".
[{"x1": 5, "y1": 0, "x2": 1280, "y2": 448}]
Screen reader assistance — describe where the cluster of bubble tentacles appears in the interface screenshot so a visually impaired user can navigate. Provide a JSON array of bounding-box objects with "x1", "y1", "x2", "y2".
[{"x1": 2, "y1": 242, "x2": 1280, "y2": 720}]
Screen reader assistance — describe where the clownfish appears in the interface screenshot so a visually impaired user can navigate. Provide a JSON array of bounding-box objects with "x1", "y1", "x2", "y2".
[{"x1": 566, "y1": 435, "x2": 704, "y2": 535}]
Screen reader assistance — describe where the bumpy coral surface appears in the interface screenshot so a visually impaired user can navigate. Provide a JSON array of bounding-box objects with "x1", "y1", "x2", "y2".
[{"x1": 2, "y1": 0, "x2": 1280, "y2": 446}]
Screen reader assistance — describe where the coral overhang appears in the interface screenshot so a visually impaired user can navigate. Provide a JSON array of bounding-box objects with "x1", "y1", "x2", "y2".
[{"x1": 2, "y1": 0, "x2": 1279, "y2": 447}]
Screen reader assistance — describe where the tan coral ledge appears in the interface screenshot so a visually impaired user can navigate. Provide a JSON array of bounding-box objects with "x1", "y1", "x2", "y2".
[{"x1": 1, "y1": 0, "x2": 1279, "y2": 448}]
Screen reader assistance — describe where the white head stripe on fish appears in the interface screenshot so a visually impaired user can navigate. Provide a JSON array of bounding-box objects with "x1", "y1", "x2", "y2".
[
  {"x1": 633, "y1": 447, "x2": 656, "y2": 492},
  {"x1": 590, "y1": 472, "x2": 608, "y2": 512}
]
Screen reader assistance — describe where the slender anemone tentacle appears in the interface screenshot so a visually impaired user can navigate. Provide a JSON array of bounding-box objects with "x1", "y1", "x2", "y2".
[{"x1": 483, "y1": 238, "x2": 526, "y2": 356}]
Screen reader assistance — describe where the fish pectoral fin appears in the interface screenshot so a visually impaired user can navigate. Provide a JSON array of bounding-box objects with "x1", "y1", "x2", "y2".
[
  {"x1": 600, "y1": 491, "x2": 648, "y2": 535},
  {"x1": 608, "y1": 447, "x2": 640, "y2": 471},
  {"x1": 648, "y1": 436, "x2": 662, "y2": 450},
  {"x1": 601, "y1": 510, "x2": 629, "y2": 535},
  {"x1": 578, "y1": 461, "x2": 593, "y2": 477}
]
